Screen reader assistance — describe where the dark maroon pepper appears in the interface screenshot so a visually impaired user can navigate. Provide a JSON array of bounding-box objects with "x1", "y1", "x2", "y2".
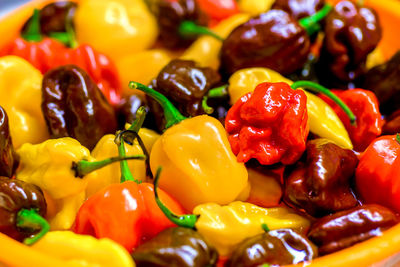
[
  {"x1": 308, "y1": 204, "x2": 399, "y2": 255},
  {"x1": 228, "y1": 228, "x2": 317, "y2": 267},
  {"x1": 41, "y1": 65, "x2": 117, "y2": 150},
  {"x1": 382, "y1": 109, "x2": 400, "y2": 135},
  {"x1": 318, "y1": 0, "x2": 382, "y2": 84},
  {"x1": 0, "y1": 106, "x2": 19, "y2": 178},
  {"x1": 0, "y1": 177, "x2": 47, "y2": 242},
  {"x1": 363, "y1": 51, "x2": 400, "y2": 115},
  {"x1": 284, "y1": 139, "x2": 359, "y2": 217},
  {"x1": 147, "y1": 59, "x2": 221, "y2": 131},
  {"x1": 131, "y1": 227, "x2": 218, "y2": 267},
  {"x1": 272, "y1": 0, "x2": 326, "y2": 20},
  {"x1": 220, "y1": 9, "x2": 310, "y2": 77}
]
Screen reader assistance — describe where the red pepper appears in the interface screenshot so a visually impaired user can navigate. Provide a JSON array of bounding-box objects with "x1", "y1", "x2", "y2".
[
  {"x1": 319, "y1": 89, "x2": 383, "y2": 151},
  {"x1": 0, "y1": 9, "x2": 121, "y2": 105},
  {"x1": 225, "y1": 82, "x2": 309, "y2": 165},
  {"x1": 197, "y1": 0, "x2": 239, "y2": 21},
  {"x1": 355, "y1": 134, "x2": 400, "y2": 213}
]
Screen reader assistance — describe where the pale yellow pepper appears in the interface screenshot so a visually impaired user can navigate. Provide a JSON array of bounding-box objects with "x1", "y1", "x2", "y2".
[
  {"x1": 137, "y1": 128, "x2": 160, "y2": 154},
  {"x1": 181, "y1": 13, "x2": 250, "y2": 69},
  {"x1": 0, "y1": 56, "x2": 49, "y2": 148},
  {"x1": 238, "y1": 0, "x2": 274, "y2": 15},
  {"x1": 193, "y1": 201, "x2": 310, "y2": 256},
  {"x1": 228, "y1": 67, "x2": 353, "y2": 149},
  {"x1": 74, "y1": 0, "x2": 158, "y2": 62}
]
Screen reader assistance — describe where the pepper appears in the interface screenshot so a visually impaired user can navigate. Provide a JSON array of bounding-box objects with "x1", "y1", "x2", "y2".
[
  {"x1": 284, "y1": 139, "x2": 359, "y2": 217},
  {"x1": 237, "y1": 0, "x2": 274, "y2": 16},
  {"x1": 130, "y1": 81, "x2": 248, "y2": 211},
  {"x1": 382, "y1": 109, "x2": 400, "y2": 135},
  {"x1": 0, "y1": 106, "x2": 19, "y2": 178},
  {"x1": 319, "y1": 89, "x2": 383, "y2": 151},
  {"x1": 131, "y1": 227, "x2": 218, "y2": 267},
  {"x1": 318, "y1": 0, "x2": 382, "y2": 84},
  {"x1": 308, "y1": 204, "x2": 399, "y2": 255},
  {"x1": 197, "y1": 0, "x2": 239, "y2": 22},
  {"x1": 227, "y1": 228, "x2": 317, "y2": 267},
  {"x1": 153, "y1": 170, "x2": 310, "y2": 257},
  {"x1": 355, "y1": 134, "x2": 400, "y2": 213},
  {"x1": 0, "y1": 56, "x2": 49, "y2": 148},
  {"x1": 0, "y1": 177, "x2": 48, "y2": 245},
  {"x1": 227, "y1": 67, "x2": 353, "y2": 149},
  {"x1": 74, "y1": 0, "x2": 158, "y2": 61},
  {"x1": 41, "y1": 65, "x2": 117, "y2": 150},
  {"x1": 16, "y1": 137, "x2": 145, "y2": 229},
  {"x1": 272, "y1": 0, "x2": 326, "y2": 20},
  {"x1": 1, "y1": 9, "x2": 122, "y2": 106}
]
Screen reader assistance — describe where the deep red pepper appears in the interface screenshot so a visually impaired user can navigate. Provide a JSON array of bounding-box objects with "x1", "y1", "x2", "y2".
[
  {"x1": 197, "y1": 0, "x2": 239, "y2": 22},
  {"x1": 225, "y1": 82, "x2": 309, "y2": 165},
  {"x1": 319, "y1": 89, "x2": 383, "y2": 152}
]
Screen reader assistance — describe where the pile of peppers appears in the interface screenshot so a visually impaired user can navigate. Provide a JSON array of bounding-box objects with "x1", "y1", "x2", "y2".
[{"x1": 0, "y1": 0, "x2": 400, "y2": 266}]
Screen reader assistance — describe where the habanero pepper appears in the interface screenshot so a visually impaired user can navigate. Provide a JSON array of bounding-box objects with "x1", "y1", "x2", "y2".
[
  {"x1": 272, "y1": 0, "x2": 326, "y2": 20},
  {"x1": 0, "y1": 106, "x2": 19, "y2": 178},
  {"x1": 197, "y1": 0, "x2": 239, "y2": 22}
]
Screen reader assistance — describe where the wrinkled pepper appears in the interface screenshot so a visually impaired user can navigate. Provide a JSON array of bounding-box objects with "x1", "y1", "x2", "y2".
[
  {"x1": 74, "y1": 0, "x2": 158, "y2": 61},
  {"x1": 130, "y1": 82, "x2": 249, "y2": 211},
  {"x1": 0, "y1": 106, "x2": 19, "y2": 178},
  {"x1": 227, "y1": 67, "x2": 353, "y2": 149},
  {"x1": 355, "y1": 134, "x2": 400, "y2": 213},
  {"x1": 153, "y1": 170, "x2": 310, "y2": 257},
  {"x1": 0, "y1": 56, "x2": 49, "y2": 148},
  {"x1": 272, "y1": 0, "x2": 325, "y2": 20}
]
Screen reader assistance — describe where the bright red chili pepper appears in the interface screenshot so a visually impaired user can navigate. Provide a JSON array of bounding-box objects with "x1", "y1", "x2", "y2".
[
  {"x1": 225, "y1": 82, "x2": 309, "y2": 165},
  {"x1": 355, "y1": 134, "x2": 400, "y2": 213},
  {"x1": 197, "y1": 0, "x2": 238, "y2": 21},
  {"x1": 319, "y1": 89, "x2": 383, "y2": 151}
]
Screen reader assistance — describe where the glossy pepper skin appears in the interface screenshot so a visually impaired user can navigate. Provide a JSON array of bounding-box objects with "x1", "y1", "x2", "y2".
[
  {"x1": 318, "y1": 0, "x2": 382, "y2": 83},
  {"x1": 148, "y1": 59, "x2": 221, "y2": 130},
  {"x1": 363, "y1": 51, "x2": 400, "y2": 115},
  {"x1": 73, "y1": 181, "x2": 185, "y2": 252},
  {"x1": 272, "y1": 0, "x2": 325, "y2": 20},
  {"x1": 220, "y1": 9, "x2": 310, "y2": 76},
  {"x1": 228, "y1": 229, "x2": 317, "y2": 267},
  {"x1": 41, "y1": 65, "x2": 117, "y2": 150},
  {"x1": 308, "y1": 204, "x2": 399, "y2": 255},
  {"x1": 284, "y1": 139, "x2": 358, "y2": 217},
  {"x1": 225, "y1": 82, "x2": 308, "y2": 165},
  {"x1": 355, "y1": 135, "x2": 400, "y2": 213},
  {"x1": 319, "y1": 89, "x2": 383, "y2": 152},
  {"x1": 0, "y1": 177, "x2": 46, "y2": 242},
  {"x1": 0, "y1": 107, "x2": 19, "y2": 178},
  {"x1": 131, "y1": 227, "x2": 218, "y2": 267},
  {"x1": 197, "y1": 0, "x2": 238, "y2": 22}
]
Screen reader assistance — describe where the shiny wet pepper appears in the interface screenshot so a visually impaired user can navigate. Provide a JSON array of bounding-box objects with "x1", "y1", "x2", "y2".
[{"x1": 225, "y1": 82, "x2": 308, "y2": 165}]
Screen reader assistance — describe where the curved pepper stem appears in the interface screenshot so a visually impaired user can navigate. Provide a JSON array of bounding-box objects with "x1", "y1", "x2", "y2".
[
  {"x1": 72, "y1": 155, "x2": 146, "y2": 178},
  {"x1": 299, "y1": 4, "x2": 332, "y2": 35},
  {"x1": 291, "y1": 80, "x2": 356, "y2": 125},
  {"x1": 21, "y1": 9, "x2": 42, "y2": 42},
  {"x1": 201, "y1": 85, "x2": 229, "y2": 114},
  {"x1": 396, "y1": 134, "x2": 400, "y2": 145},
  {"x1": 16, "y1": 209, "x2": 50, "y2": 245},
  {"x1": 48, "y1": 15, "x2": 78, "y2": 48},
  {"x1": 129, "y1": 82, "x2": 187, "y2": 129},
  {"x1": 178, "y1": 21, "x2": 224, "y2": 41},
  {"x1": 261, "y1": 223, "x2": 270, "y2": 232},
  {"x1": 154, "y1": 167, "x2": 198, "y2": 228}
]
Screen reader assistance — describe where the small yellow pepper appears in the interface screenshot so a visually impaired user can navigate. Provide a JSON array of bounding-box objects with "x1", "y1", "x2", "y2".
[
  {"x1": 0, "y1": 56, "x2": 49, "y2": 148},
  {"x1": 136, "y1": 128, "x2": 160, "y2": 154},
  {"x1": 74, "y1": 0, "x2": 158, "y2": 61},
  {"x1": 228, "y1": 67, "x2": 353, "y2": 149},
  {"x1": 181, "y1": 13, "x2": 250, "y2": 69},
  {"x1": 238, "y1": 0, "x2": 274, "y2": 15}
]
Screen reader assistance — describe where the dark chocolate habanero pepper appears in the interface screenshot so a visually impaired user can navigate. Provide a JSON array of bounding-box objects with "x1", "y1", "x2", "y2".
[{"x1": 0, "y1": 106, "x2": 19, "y2": 178}]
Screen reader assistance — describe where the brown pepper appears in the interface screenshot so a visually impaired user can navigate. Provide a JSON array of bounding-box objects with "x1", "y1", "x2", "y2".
[
  {"x1": 382, "y1": 109, "x2": 400, "y2": 135},
  {"x1": 0, "y1": 106, "x2": 19, "y2": 178},
  {"x1": 284, "y1": 139, "x2": 358, "y2": 217},
  {"x1": 272, "y1": 0, "x2": 326, "y2": 20},
  {"x1": 220, "y1": 9, "x2": 310, "y2": 77},
  {"x1": 228, "y1": 228, "x2": 317, "y2": 267},
  {"x1": 131, "y1": 227, "x2": 218, "y2": 267},
  {"x1": 0, "y1": 177, "x2": 47, "y2": 242},
  {"x1": 41, "y1": 65, "x2": 117, "y2": 150},
  {"x1": 308, "y1": 204, "x2": 399, "y2": 255}
]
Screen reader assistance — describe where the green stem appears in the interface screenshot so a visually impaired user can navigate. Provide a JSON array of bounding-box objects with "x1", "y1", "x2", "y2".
[
  {"x1": 154, "y1": 167, "x2": 198, "y2": 228},
  {"x1": 129, "y1": 82, "x2": 187, "y2": 129},
  {"x1": 262, "y1": 223, "x2": 270, "y2": 232},
  {"x1": 396, "y1": 134, "x2": 400, "y2": 145},
  {"x1": 178, "y1": 21, "x2": 224, "y2": 41},
  {"x1": 201, "y1": 96, "x2": 214, "y2": 114},
  {"x1": 207, "y1": 85, "x2": 228, "y2": 98},
  {"x1": 299, "y1": 4, "x2": 332, "y2": 35},
  {"x1": 291, "y1": 81, "x2": 356, "y2": 125},
  {"x1": 72, "y1": 155, "x2": 146, "y2": 178},
  {"x1": 21, "y1": 9, "x2": 42, "y2": 42},
  {"x1": 16, "y1": 209, "x2": 49, "y2": 245},
  {"x1": 48, "y1": 15, "x2": 78, "y2": 48}
]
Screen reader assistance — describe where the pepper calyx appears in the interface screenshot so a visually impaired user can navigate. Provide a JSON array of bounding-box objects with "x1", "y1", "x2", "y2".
[
  {"x1": 21, "y1": 9, "x2": 42, "y2": 42},
  {"x1": 299, "y1": 4, "x2": 333, "y2": 36},
  {"x1": 16, "y1": 208, "x2": 50, "y2": 245}
]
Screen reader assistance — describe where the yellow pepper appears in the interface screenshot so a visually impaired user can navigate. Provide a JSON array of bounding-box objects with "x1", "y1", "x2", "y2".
[
  {"x1": 238, "y1": 0, "x2": 274, "y2": 15},
  {"x1": 181, "y1": 13, "x2": 250, "y2": 69},
  {"x1": 228, "y1": 67, "x2": 353, "y2": 149},
  {"x1": 0, "y1": 56, "x2": 49, "y2": 148},
  {"x1": 74, "y1": 0, "x2": 158, "y2": 62},
  {"x1": 136, "y1": 128, "x2": 160, "y2": 154},
  {"x1": 0, "y1": 231, "x2": 135, "y2": 267},
  {"x1": 131, "y1": 82, "x2": 249, "y2": 211}
]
